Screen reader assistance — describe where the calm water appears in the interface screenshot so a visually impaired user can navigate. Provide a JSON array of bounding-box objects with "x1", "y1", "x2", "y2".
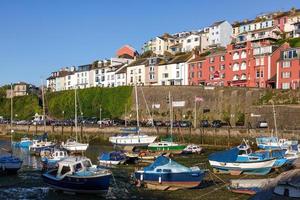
[{"x1": 0, "y1": 138, "x2": 249, "y2": 200}]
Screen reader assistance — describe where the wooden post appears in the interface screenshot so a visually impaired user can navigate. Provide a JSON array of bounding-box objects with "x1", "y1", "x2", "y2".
[
  {"x1": 227, "y1": 128, "x2": 230, "y2": 147},
  {"x1": 71, "y1": 125, "x2": 73, "y2": 137},
  {"x1": 214, "y1": 128, "x2": 216, "y2": 146},
  {"x1": 61, "y1": 125, "x2": 64, "y2": 136},
  {"x1": 35, "y1": 125, "x2": 37, "y2": 135}
]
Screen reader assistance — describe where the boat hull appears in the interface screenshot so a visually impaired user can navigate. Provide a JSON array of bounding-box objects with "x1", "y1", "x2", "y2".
[
  {"x1": 42, "y1": 172, "x2": 111, "y2": 193},
  {"x1": 109, "y1": 135, "x2": 157, "y2": 147},
  {"x1": 134, "y1": 171, "x2": 205, "y2": 189},
  {"x1": 148, "y1": 145, "x2": 186, "y2": 152},
  {"x1": 62, "y1": 144, "x2": 88, "y2": 152},
  {"x1": 0, "y1": 161, "x2": 22, "y2": 174},
  {"x1": 209, "y1": 159, "x2": 276, "y2": 175}
]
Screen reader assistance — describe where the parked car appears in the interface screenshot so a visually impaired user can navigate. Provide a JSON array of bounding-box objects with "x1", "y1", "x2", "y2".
[
  {"x1": 179, "y1": 121, "x2": 192, "y2": 128},
  {"x1": 211, "y1": 120, "x2": 222, "y2": 128},
  {"x1": 257, "y1": 121, "x2": 268, "y2": 128},
  {"x1": 200, "y1": 120, "x2": 210, "y2": 128},
  {"x1": 154, "y1": 120, "x2": 164, "y2": 127}
]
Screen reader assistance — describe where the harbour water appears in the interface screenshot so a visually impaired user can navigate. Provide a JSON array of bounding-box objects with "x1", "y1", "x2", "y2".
[{"x1": 0, "y1": 137, "x2": 251, "y2": 200}]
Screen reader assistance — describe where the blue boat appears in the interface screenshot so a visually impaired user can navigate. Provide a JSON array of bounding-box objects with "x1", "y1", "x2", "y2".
[
  {"x1": 98, "y1": 151, "x2": 127, "y2": 165},
  {"x1": 15, "y1": 137, "x2": 32, "y2": 148},
  {"x1": 256, "y1": 148, "x2": 287, "y2": 168},
  {"x1": 256, "y1": 136, "x2": 298, "y2": 150},
  {"x1": 208, "y1": 143, "x2": 276, "y2": 175},
  {"x1": 134, "y1": 155, "x2": 206, "y2": 190},
  {"x1": 0, "y1": 155, "x2": 23, "y2": 174},
  {"x1": 42, "y1": 157, "x2": 111, "y2": 194}
]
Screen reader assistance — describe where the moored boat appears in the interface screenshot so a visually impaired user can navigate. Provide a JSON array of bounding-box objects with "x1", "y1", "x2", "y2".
[
  {"x1": 98, "y1": 151, "x2": 127, "y2": 165},
  {"x1": 41, "y1": 149, "x2": 68, "y2": 169},
  {"x1": 148, "y1": 141, "x2": 186, "y2": 152},
  {"x1": 0, "y1": 155, "x2": 23, "y2": 174},
  {"x1": 42, "y1": 157, "x2": 111, "y2": 194},
  {"x1": 62, "y1": 139, "x2": 89, "y2": 153},
  {"x1": 208, "y1": 142, "x2": 276, "y2": 175},
  {"x1": 15, "y1": 137, "x2": 32, "y2": 148},
  {"x1": 181, "y1": 144, "x2": 203, "y2": 154},
  {"x1": 134, "y1": 155, "x2": 206, "y2": 190},
  {"x1": 229, "y1": 178, "x2": 275, "y2": 195}
]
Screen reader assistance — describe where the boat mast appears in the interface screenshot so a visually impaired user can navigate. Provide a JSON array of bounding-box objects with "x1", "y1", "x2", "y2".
[
  {"x1": 134, "y1": 72, "x2": 140, "y2": 136},
  {"x1": 271, "y1": 101, "x2": 278, "y2": 138},
  {"x1": 41, "y1": 79, "x2": 46, "y2": 133},
  {"x1": 10, "y1": 83, "x2": 13, "y2": 146},
  {"x1": 75, "y1": 87, "x2": 78, "y2": 142},
  {"x1": 169, "y1": 91, "x2": 173, "y2": 142}
]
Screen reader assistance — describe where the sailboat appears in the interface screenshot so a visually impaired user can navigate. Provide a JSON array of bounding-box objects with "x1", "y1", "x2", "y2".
[
  {"x1": 62, "y1": 87, "x2": 89, "y2": 152},
  {"x1": 148, "y1": 91, "x2": 186, "y2": 152},
  {"x1": 29, "y1": 82, "x2": 55, "y2": 154},
  {"x1": 108, "y1": 72, "x2": 157, "y2": 147},
  {"x1": 0, "y1": 84, "x2": 23, "y2": 174}
]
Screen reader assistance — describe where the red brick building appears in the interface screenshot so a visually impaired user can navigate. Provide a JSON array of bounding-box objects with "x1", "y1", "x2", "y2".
[
  {"x1": 188, "y1": 54, "x2": 206, "y2": 85},
  {"x1": 277, "y1": 47, "x2": 300, "y2": 89}
]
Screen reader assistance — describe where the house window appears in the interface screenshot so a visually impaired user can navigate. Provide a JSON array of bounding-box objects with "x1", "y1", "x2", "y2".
[
  {"x1": 150, "y1": 74, "x2": 155, "y2": 80},
  {"x1": 138, "y1": 69, "x2": 142, "y2": 74},
  {"x1": 282, "y1": 82, "x2": 290, "y2": 89},
  {"x1": 194, "y1": 37, "x2": 198, "y2": 42},
  {"x1": 209, "y1": 74, "x2": 214, "y2": 80},
  {"x1": 190, "y1": 72, "x2": 194, "y2": 78},
  {"x1": 241, "y1": 74, "x2": 246, "y2": 80},
  {"x1": 221, "y1": 73, "x2": 225, "y2": 79},
  {"x1": 260, "y1": 57, "x2": 264, "y2": 65},
  {"x1": 163, "y1": 73, "x2": 168, "y2": 78},
  {"x1": 220, "y1": 56, "x2": 225, "y2": 61},
  {"x1": 241, "y1": 50, "x2": 247, "y2": 59},
  {"x1": 176, "y1": 71, "x2": 180, "y2": 78},
  {"x1": 130, "y1": 70, "x2": 133, "y2": 74},
  {"x1": 209, "y1": 57, "x2": 214, "y2": 63},
  {"x1": 233, "y1": 63, "x2": 239, "y2": 71},
  {"x1": 198, "y1": 63, "x2": 202, "y2": 68},
  {"x1": 241, "y1": 62, "x2": 247, "y2": 70},
  {"x1": 130, "y1": 77, "x2": 133, "y2": 83},
  {"x1": 187, "y1": 39, "x2": 191, "y2": 43},
  {"x1": 233, "y1": 52, "x2": 239, "y2": 60},
  {"x1": 233, "y1": 75, "x2": 239, "y2": 81},
  {"x1": 282, "y1": 72, "x2": 291, "y2": 78},
  {"x1": 220, "y1": 65, "x2": 225, "y2": 70},
  {"x1": 138, "y1": 76, "x2": 141, "y2": 82},
  {"x1": 209, "y1": 66, "x2": 215, "y2": 71},
  {"x1": 282, "y1": 61, "x2": 291, "y2": 68},
  {"x1": 162, "y1": 81, "x2": 165, "y2": 85},
  {"x1": 260, "y1": 71, "x2": 264, "y2": 78},
  {"x1": 165, "y1": 65, "x2": 168, "y2": 70},
  {"x1": 198, "y1": 71, "x2": 202, "y2": 78},
  {"x1": 256, "y1": 70, "x2": 260, "y2": 78},
  {"x1": 96, "y1": 70, "x2": 99, "y2": 74}
]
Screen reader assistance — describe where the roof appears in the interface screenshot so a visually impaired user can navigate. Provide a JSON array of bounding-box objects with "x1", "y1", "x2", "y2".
[
  {"x1": 188, "y1": 56, "x2": 206, "y2": 63},
  {"x1": 211, "y1": 20, "x2": 226, "y2": 27},
  {"x1": 167, "y1": 53, "x2": 192, "y2": 64},
  {"x1": 127, "y1": 58, "x2": 147, "y2": 67},
  {"x1": 115, "y1": 66, "x2": 127, "y2": 74},
  {"x1": 208, "y1": 47, "x2": 226, "y2": 56}
]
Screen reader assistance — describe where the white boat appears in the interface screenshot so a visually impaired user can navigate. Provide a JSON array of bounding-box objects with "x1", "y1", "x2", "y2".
[
  {"x1": 182, "y1": 144, "x2": 203, "y2": 154},
  {"x1": 109, "y1": 134, "x2": 157, "y2": 146},
  {"x1": 41, "y1": 149, "x2": 68, "y2": 169},
  {"x1": 62, "y1": 139, "x2": 89, "y2": 152},
  {"x1": 62, "y1": 87, "x2": 89, "y2": 152},
  {"x1": 29, "y1": 139, "x2": 56, "y2": 151},
  {"x1": 109, "y1": 76, "x2": 157, "y2": 147}
]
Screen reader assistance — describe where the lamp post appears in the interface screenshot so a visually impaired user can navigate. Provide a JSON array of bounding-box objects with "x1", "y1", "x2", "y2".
[{"x1": 99, "y1": 105, "x2": 102, "y2": 128}]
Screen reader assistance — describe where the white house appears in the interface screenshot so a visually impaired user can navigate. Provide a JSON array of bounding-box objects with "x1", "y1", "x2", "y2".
[
  {"x1": 115, "y1": 66, "x2": 127, "y2": 86},
  {"x1": 126, "y1": 59, "x2": 147, "y2": 85},
  {"x1": 157, "y1": 54, "x2": 191, "y2": 86},
  {"x1": 208, "y1": 20, "x2": 233, "y2": 47},
  {"x1": 75, "y1": 64, "x2": 93, "y2": 89},
  {"x1": 182, "y1": 32, "x2": 209, "y2": 52}
]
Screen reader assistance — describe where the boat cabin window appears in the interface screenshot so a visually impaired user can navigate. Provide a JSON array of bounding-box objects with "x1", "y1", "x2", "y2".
[
  {"x1": 156, "y1": 169, "x2": 162, "y2": 172},
  {"x1": 60, "y1": 152, "x2": 64, "y2": 156},
  {"x1": 249, "y1": 157, "x2": 259, "y2": 160},
  {"x1": 238, "y1": 150, "x2": 246, "y2": 155},
  {"x1": 55, "y1": 152, "x2": 59, "y2": 156},
  {"x1": 74, "y1": 163, "x2": 83, "y2": 172},
  {"x1": 163, "y1": 169, "x2": 171, "y2": 173},
  {"x1": 61, "y1": 166, "x2": 71, "y2": 175},
  {"x1": 82, "y1": 160, "x2": 92, "y2": 168}
]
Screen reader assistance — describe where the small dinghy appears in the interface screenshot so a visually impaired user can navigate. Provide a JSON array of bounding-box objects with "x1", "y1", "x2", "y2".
[
  {"x1": 229, "y1": 178, "x2": 275, "y2": 195},
  {"x1": 134, "y1": 155, "x2": 206, "y2": 190},
  {"x1": 98, "y1": 151, "x2": 127, "y2": 165},
  {"x1": 208, "y1": 142, "x2": 276, "y2": 175},
  {"x1": 42, "y1": 157, "x2": 112, "y2": 194},
  {"x1": 0, "y1": 155, "x2": 23, "y2": 174},
  {"x1": 181, "y1": 144, "x2": 203, "y2": 154}
]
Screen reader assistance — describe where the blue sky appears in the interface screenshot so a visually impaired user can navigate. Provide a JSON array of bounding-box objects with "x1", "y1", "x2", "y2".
[{"x1": 0, "y1": 0, "x2": 300, "y2": 86}]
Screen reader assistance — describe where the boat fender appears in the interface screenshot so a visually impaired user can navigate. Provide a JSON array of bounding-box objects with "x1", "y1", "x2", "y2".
[
  {"x1": 159, "y1": 176, "x2": 162, "y2": 184},
  {"x1": 140, "y1": 174, "x2": 143, "y2": 181}
]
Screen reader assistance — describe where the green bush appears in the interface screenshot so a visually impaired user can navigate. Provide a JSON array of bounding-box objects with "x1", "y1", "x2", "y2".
[{"x1": 46, "y1": 86, "x2": 133, "y2": 119}]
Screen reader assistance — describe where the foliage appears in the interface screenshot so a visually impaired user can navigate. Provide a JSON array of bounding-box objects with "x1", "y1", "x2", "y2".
[
  {"x1": 289, "y1": 37, "x2": 300, "y2": 48},
  {"x1": 46, "y1": 86, "x2": 133, "y2": 119},
  {"x1": 236, "y1": 111, "x2": 245, "y2": 125},
  {"x1": 0, "y1": 94, "x2": 41, "y2": 120},
  {"x1": 222, "y1": 111, "x2": 231, "y2": 125},
  {"x1": 140, "y1": 50, "x2": 153, "y2": 58}
]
